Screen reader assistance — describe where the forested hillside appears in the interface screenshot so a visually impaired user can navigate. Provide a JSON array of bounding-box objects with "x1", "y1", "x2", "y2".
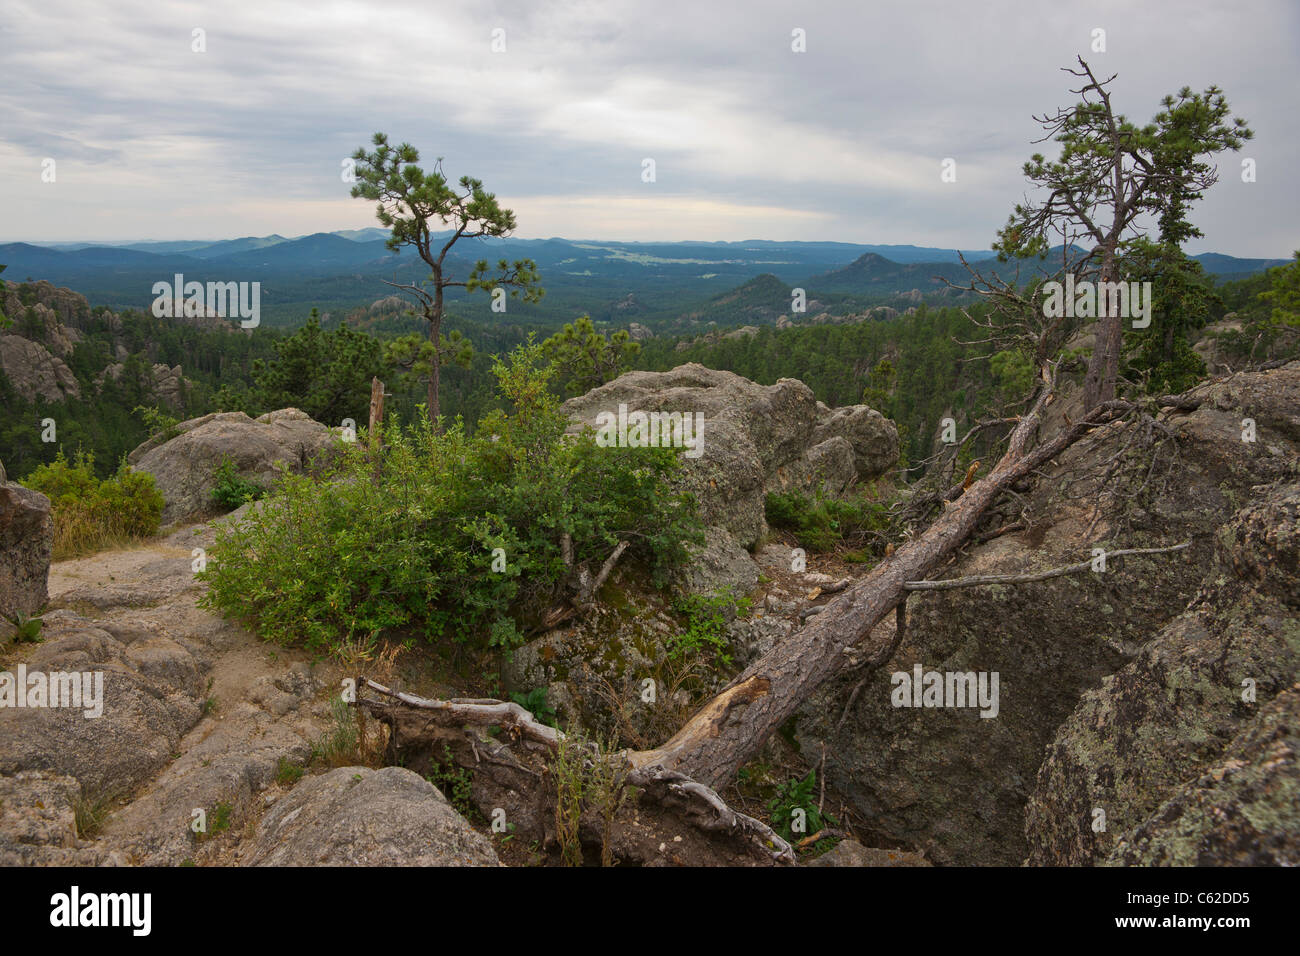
[{"x1": 3, "y1": 254, "x2": 1297, "y2": 484}]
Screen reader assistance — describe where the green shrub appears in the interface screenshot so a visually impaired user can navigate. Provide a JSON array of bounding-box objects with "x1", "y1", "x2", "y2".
[
  {"x1": 765, "y1": 489, "x2": 891, "y2": 554},
  {"x1": 133, "y1": 405, "x2": 180, "y2": 443},
  {"x1": 510, "y1": 686, "x2": 558, "y2": 727},
  {"x1": 3, "y1": 612, "x2": 44, "y2": 645},
  {"x1": 768, "y1": 769, "x2": 838, "y2": 846},
  {"x1": 22, "y1": 451, "x2": 164, "y2": 558},
  {"x1": 210, "y1": 455, "x2": 265, "y2": 511},
  {"x1": 666, "y1": 591, "x2": 748, "y2": 672},
  {"x1": 200, "y1": 342, "x2": 703, "y2": 658}
]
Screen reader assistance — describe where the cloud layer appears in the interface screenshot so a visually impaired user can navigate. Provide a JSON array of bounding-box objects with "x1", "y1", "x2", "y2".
[{"x1": 3, "y1": 0, "x2": 1296, "y2": 255}]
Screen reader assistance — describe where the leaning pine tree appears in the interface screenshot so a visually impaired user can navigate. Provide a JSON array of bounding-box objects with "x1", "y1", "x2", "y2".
[
  {"x1": 349, "y1": 133, "x2": 544, "y2": 426},
  {"x1": 993, "y1": 57, "x2": 1250, "y2": 411}
]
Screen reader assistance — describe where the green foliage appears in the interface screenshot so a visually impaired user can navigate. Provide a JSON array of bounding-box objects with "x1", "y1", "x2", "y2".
[
  {"x1": 510, "y1": 686, "x2": 558, "y2": 727},
  {"x1": 349, "y1": 133, "x2": 544, "y2": 422},
  {"x1": 550, "y1": 731, "x2": 629, "y2": 867},
  {"x1": 210, "y1": 455, "x2": 265, "y2": 511},
  {"x1": 200, "y1": 343, "x2": 702, "y2": 657},
  {"x1": 250, "y1": 309, "x2": 383, "y2": 426},
  {"x1": 861, "y1": 358, "x2": 896, "y2": 412},
  {"x1": 425, "y1": 745, "x2": 478, "y2": 821},
  {"x1": 311, "y1": 697, "x2": 361, "y2": 767},
  {"x1": 993, "y1": 72, "x2": 1252, "y2": 265},
  {"x1": 1211, "y1": 254, "x2": 1300, "y2": 365},
  {"x1": 666, "y1": 591, "x2": 749, "y2": 671},
  {"x1": 541, "y1": 315, "x2": 640, "y2": 395},
  {"x1": 275, "y1": 757, "x2": 305, "y2": 785},
  {"x1": 989, "y1": 349, "x2": 1035, "y2": 400},
  {"x1": 22, "y1": 451, "x2": 164, "y2": 558},
  {"x1": 72, "y1": 790, "x2": 113, "y2": 839},
  {"x1": 768, "y1": 769, "x2": 837, "y2": 845},
  {"x1": 384, "y1": 328, "x2": 474, "y2": 389},
  {"x1": 765, "y1": 489, "x2": 891, "y2": 554},
  {"x1": 3, "y1": 611, "x2": 43, "y2": 645},
  {"x1": 132, "y1": 404, "x2": 180, "y2": 442},
  {"x1": 208, "y1": 801, "x2": 233, "y2": 836},
  {"x1": 1260, "y1": 251, "x2": 1300, "y2": 326}
]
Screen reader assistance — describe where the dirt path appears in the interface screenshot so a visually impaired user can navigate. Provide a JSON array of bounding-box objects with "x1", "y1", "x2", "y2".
[{"x1": 8, "y1": 517, "x2": 349, "y2": 865}]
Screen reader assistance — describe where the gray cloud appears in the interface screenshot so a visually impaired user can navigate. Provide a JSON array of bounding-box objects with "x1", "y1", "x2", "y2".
[{"x1": 1, "y1": 0, "x2": 1295, "y2": 255}]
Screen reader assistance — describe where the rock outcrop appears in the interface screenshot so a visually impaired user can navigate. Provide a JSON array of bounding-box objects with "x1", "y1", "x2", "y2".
[
  {"x1": 795, "y1": 361, "x2": 1300, "y2": 866},
  {"x1": 128, "y1": 408, "x2": 342, "y2": 524},
  {"x1": 0, "y1": 610, "x2": 207, "y2": 798},
  {"x1": 244, "y1": 766, "x2": 500, "y2": 866},
  {"x1": 96, "y1": 362, "x2": 188, "y2": 410},
  {"x1": 0, "y1": 334, "x2": 80, "y2": 402},
  {"x1": 1025, "y1": 482, "x2": 1300, "y2": 866},
  {"x1": 561, "y1": 364, "x2": 898, "y2": 596},
  {"x1": 0, "y1": 480, "x2": 53, "y2": 618}
]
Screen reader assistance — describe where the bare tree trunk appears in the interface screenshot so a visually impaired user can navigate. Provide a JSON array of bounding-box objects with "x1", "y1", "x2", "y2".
[
  {"x1": 368, "y1": 376, "x2": 384, "y2": 484},
  {"x1": 1083, "y1": 247, "x2": 1122, "y2": 411},
  {"x1": 428, "y1": 280, "x2": 444, "y2": 428}
]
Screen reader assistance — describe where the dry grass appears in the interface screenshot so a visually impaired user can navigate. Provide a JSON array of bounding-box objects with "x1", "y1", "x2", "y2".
[{"x1": 50, "y1": 503, "x2": 155, "y2": 560}]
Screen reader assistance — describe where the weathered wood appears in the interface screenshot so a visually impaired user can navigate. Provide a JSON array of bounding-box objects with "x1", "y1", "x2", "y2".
[
  {"x1": 368, "y1": 376, "x2": 385, "y2": 484},
  {"x1": 903, "y1": 541, "x2": 1189, "y2": 591}
]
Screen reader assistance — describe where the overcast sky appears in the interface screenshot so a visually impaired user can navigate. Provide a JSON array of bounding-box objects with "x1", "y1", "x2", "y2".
[{"x1": 3, "y1": 0, "x2": 1296, "y2": 255}]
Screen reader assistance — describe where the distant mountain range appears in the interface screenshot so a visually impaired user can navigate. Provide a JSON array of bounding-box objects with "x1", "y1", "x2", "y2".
[{"x1": 0, "y1": 230, "x2": 1287, "y2": 330}]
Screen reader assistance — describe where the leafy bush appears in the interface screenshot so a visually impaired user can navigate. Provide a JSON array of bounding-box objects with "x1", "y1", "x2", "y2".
[
  {"x1": 765, "y1": 489, "x2": 891, "y2": 554},
  {"x1": 200, "y1": 343, "x2": 703, "y2": 658},
  {"x1": 22, "y1": 451, "x2": 164, "y2": 558},
  {"x1": 768, "y1": 769, "x2": 838, "y2": 845},
  {"x1": 666, "y1": 591, "x2": 749, "y2": 671},
  {"x1": 2, "y1": 612, "x2": 43, "y2": 645},
  {"x1": 210, "y1": 455, "x2": 265, "y2": 511},
  {"x1": 510, "y1": 686, "x2": 558, "y2": 727},
  {"x1": 133, "y1": 405, "x2": 180, "y2": 443}
]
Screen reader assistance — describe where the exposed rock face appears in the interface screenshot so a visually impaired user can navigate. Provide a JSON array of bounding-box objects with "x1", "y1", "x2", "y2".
[
  {"x1": 812, "y1": 404, "x2": 900, "y2": 480},
  {"x1": 0, "y1": 771, "x2": 109, "y2": 865},
  {"x1": 0, "y1": 611, "x2": 206, "y2": 798},
  {"x1": 244, "y1": 766, "x2": 500, "y2": 866},
  {"x1": 128, "y1": 408, "x2": 341, "y2": 524},
  {"x1": 0, "y1": 281, "x2": 88, "y2": 402},
  {"x1": 96, "y1": 362, "x2": 188, "y2": 410},
  {"x1": 1024, "y1": 483, "x2": 1300, "y2": 866},
  {"x1": 2, "y1": 280, "x2": 92, "y2": 334},
  {"x1": 0, "y1": 334, "x2": 80, "y2": 401},
  {"x1": 561, "y1": 364, "x2": 898, "y2": 596},
  {"x1": 0, "y1": 481, "x2": 53, "y2": 617},
  {"x1": 1106, "y1": 683, "x2": 1300, "y2": 866},
  {"x1": 796, "y1": 362, "x2": 1300, "y2": 866}
]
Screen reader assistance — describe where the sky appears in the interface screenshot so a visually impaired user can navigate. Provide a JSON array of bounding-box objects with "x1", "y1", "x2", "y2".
[{"x1": 2, "y1": 0, "x2": 1297, "y2": 256}]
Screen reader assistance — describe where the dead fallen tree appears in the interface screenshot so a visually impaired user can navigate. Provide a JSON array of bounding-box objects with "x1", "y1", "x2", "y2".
[{"x1": 356, "y1": 363, "x2": 1184, "y2": 864}]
